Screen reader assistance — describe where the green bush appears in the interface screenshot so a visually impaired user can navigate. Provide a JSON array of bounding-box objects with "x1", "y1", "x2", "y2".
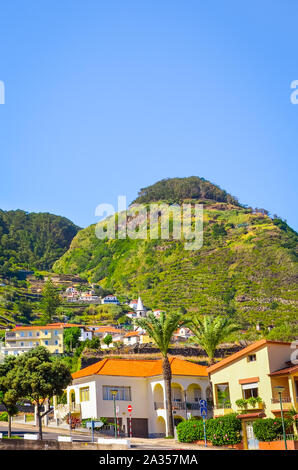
[
  {"x1": 176, "y1": 419, "x2": 204, "y2": 443},
  {"x1": 206, "y1": 413, "x2": 242, "y2": 446},
  {"x1": 177, "y1": 413, "x2": 242, "y2": 446},
  {"x1": 0, "y1": 412, "x2": 8, "y2": 421},
  {"x1": 253, "y1": 418, "x2": 292, "y2": 442}
]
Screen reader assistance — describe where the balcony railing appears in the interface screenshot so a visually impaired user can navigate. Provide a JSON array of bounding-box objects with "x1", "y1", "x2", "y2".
[
  {"x1": 172, "y1": 401, "x2": 185, "y2": 410},
  {"x1": 5, "y1": 332, "x2": 16, "y2": 339},
  {"x1": 154, "y1": 402, "x2": 164, "y2": 410},
  {"x1": 271, "y1": 396, "x2": 292, "y2": 403},
  {"x1": 214, "y1": 403, "x2": 232, "y2": 409}
]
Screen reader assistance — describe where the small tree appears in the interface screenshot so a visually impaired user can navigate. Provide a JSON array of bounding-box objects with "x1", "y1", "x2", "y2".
[
  {"x1": 103, "y1": 334, "x2": 113, "y2": 347},
  {"x1": 0, "y1": 356, "x2": 20, "y2": 438},
  {"x1": 8, "y1": 346, "x2": 72, "y2": 440},
  {"x1": 63, "y1": 327, "x2": 81, "y2": 352},
  {"x1": 40, "y1": 279, "x2": 61, "y2": 324}
]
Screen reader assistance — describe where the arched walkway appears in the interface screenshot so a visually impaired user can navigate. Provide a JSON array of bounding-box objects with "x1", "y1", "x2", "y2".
[
  {"x1": 156, "y1": 416, "x2": 166, "y2": 437},
  {"x1": 153, "y1": 383, "x2": 164, "y2": 409}
]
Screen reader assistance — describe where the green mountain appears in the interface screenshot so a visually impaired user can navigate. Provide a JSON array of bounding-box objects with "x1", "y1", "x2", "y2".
[
  {"x1": 53, "y1": 177, "x2": 298, "y2": 335},
  {"x1": 0, "y1": 209, "x2": 80, "y2": 273}
]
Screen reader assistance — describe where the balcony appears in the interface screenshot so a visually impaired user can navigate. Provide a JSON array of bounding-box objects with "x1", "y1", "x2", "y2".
[
  {"x1": 5, "y1": 332, "x2": 16, "y2": 339},
  {"x1": 213, "y1": 404, "x2": 233, "y2": 416},
  {"x1": 154, "y1": 402, "x2": 164, "y2": 410},
  {"x1": 172, "y1": 401, "x2": 185, "y2": 411},
  {"x1": 271, "y1": 396, "x2": 294, "y2": 412},
  {"x1": 186, "y1": 402, "x2": 200, "y2": 410}
]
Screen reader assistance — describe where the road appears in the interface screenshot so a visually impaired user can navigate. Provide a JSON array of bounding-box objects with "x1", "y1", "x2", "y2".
[{"x1": 0, "y1": 424, "x2": 212, "y2": 450}]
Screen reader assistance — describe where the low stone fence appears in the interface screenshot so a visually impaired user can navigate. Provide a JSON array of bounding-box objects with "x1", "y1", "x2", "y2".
[{"x1": 0, "y1": 438, "x2": 129, "y2": 450}]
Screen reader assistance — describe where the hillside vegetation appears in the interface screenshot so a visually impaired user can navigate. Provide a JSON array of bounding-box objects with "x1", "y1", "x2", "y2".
[
  {"x1": 0, "y1": 210, "x2": 80, "y2": 273},
  {"x1": 53, "y1": 178, "x2": 298, "y2": 336}
]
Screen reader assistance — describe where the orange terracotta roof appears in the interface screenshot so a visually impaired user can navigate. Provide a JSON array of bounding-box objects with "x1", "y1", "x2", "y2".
[
  {"x1": 269, "y1": 363, "x2": 298, "y2": 376},
  {"x1": 124, "y1": 331, "x2": 141, "y2": 337},
  {"x1": 11, "y1": 325, "x2": 64, "y2": 331},
  {"x1": 72, "y1": 357, "x2": 208, "y2": 380},
  {"x1": 95, "y1": 326, "x2": 124, "y2": 334},
  {"x1": 207, "y1": 340, "x2": 291, "y2": 374}
]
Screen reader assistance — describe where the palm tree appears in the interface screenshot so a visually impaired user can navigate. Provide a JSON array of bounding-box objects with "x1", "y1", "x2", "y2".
[
  {"x1": 187, "y1": 315, "x2": 240, "y2": 365},
  {"x1": 135, "y1": 311, "x2": 185, "y2": 437}
]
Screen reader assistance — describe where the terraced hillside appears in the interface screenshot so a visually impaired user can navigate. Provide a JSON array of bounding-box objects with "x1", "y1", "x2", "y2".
[{"x1": 53, "y1": 178, "x2": 298, "y2": 335}]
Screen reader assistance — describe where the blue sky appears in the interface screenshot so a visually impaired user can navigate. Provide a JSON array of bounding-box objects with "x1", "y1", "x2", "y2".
[{"x1": 0, "y1": 0, "x2": 297, "y2": 229}]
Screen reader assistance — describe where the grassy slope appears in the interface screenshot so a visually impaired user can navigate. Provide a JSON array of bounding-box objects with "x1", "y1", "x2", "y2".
[{"x1": 53, "y1": 202, "x2": 298, "y2": 329}]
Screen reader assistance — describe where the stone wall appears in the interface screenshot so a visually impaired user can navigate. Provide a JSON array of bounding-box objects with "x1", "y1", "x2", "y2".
[{"x1": 0, "y1": 438, "x2": 128, "y2": 450}]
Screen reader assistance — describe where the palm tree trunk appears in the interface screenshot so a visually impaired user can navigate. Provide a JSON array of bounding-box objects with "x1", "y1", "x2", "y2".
[{"x1": 162, "y1": 355, "x2": 174, "y2": 437}]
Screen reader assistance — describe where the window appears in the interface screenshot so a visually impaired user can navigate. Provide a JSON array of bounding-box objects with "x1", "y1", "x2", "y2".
[
  {"x1": 80, "y1": 387, "x2": 90, "y2": 402},
  {"x1": 28, "y1": 332, "x2": 33, "y2": 337},
  {"x1": 20, "y1": 332, "x2": 25, "y2": 337},
  {"x1": 54, "y1": 330, "x2": 58, "y2": 336},
  {"x1": 242, "y1": 382, "x2": 258, "y2": 399},
  {"x1": 44, "y1": 340, "x2": 49, "y2": 345},
  {"x1": 55, "y1": 340, "x2": 58, "y2": 345},
  {"x1": 36, "y1": 332, "x2": 40, "y2": 337},
  {"x1": 215, "y1": 383, "x2": 231, "y2": 408},
  {"x1": 20, "y1": 342, "x2": 24, "y2": 347},
  {"x1": 247, "y1": 354, "x2": 256, "y2": 362},
  {"x1": 103, "y1": 386, "x2": 131, "y2": 401},
  {"x1": 44, "y1": 330, "x2": 48, "y2": 335}
]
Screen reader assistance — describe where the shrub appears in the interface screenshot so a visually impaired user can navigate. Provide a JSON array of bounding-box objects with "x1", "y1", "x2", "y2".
[
  {"x1": 253, "y1": 418, "x2": 292, "y2": 442},
  {"x1": 0, "y1": 412, "x2": 8, "y2": 421},
  {"x1": 206, "y1": 413, "x2": 242, "y2": 446},
  {"x1": 176, "y1": 419, "x2": 204, "y2": 443},
  {"x1": 177, "y1": 414, "x2": 242, "y2": 446}
]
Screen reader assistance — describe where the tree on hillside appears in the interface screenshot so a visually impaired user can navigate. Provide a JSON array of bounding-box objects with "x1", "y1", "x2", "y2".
[
  {"x1": 135, "y1": 311, "x2": 186, "y2": 437},
  {"x1": 63, "y1": 327, "x2": 81, "y2": 352},
  {"x1": 0, "y1": 356, "x2": 20, "y2": 438},
  {"x1": 103, "y1": 334, "x2": 113, "y2": 348},
  {"x1": 186, "y1": 315, "x2": 240, "y2": 365},
  {"x1": 7, "y1": 346, "x2": 72, "y2": 440},
  {"x1": 40, "y1": 279, "x2": 61, "y2": 324}
]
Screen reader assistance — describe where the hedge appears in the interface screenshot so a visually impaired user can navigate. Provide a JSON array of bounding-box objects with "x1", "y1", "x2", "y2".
[
  {"x1": 177, "y1": 413, "x2": 242, "y2": 446},
  {"x1": 253, "y1": 418, "x2": 292, "y2": 442}
]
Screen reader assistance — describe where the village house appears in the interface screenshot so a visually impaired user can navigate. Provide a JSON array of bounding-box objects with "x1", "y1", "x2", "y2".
[
  {"x1": 55, "y1": 357, "x2": 210, "y2": 437},
  {"x1": 123, "y1": 330, "x2": 152, "y2": 346},
  {"x1": 207, "y1": 339, "x2": 298, "y2": 449},
  {"x1": 101, "y1": 295, "x2": 120, "y2": 305},
  {"x1": 3, "y1": 325, "x2": 64, "y2": 356}
]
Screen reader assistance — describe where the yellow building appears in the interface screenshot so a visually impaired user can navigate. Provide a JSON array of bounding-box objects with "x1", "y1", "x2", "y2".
[
  {"x1": 207, "y1": 339, "x2": 298, "y2": 449},
  {"x1": 4, "y1": 325, "x2": 64, "y2": 356}
]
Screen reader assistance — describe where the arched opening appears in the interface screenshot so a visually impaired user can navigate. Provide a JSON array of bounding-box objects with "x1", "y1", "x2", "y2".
[
  {"x1": 173, "y1": 415, "x2": 184, "y2": 427},
  {"x1": 156, "y1": 416, "x2": 166, "y2": 437},
  {"x1": 171, "y1": 383, "x2": 184, "y2": 411},
  {"x1": 186, "y1": 384, "x2": 202, "y2": 407},
  {"x1": 153, "y1": 383, "x2": 164, "y2": 409},
  {"x1": 69, "y1": 389, "x2": 76, "y2": 404}
]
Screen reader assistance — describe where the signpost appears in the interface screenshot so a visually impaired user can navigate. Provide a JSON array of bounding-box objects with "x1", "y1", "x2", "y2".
[
  {"x1": 199, "y1": 399, "x2": 208, "y2": 447},
  {"x1": 86, "y1": 420, "x2": 104, "y2": 443},
  {"x1": 116, "y1": 406, "x2": 120, "y2": 437},
  {"x1": 128, "y1": 405, "x2": 132, "y2": 437}
]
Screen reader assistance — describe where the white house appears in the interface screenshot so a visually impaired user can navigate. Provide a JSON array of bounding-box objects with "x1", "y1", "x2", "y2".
[
  {"x1": 58, "y1": 357, "x2": 211, "y2": 437},
  {"x1": 101, "y1": 295, "x2": 120, "y2": 305}
]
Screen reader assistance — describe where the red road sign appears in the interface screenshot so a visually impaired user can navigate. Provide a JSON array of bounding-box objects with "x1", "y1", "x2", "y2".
[{"x1": 128, "y1": 405, "x2": 132, "y2": 413}]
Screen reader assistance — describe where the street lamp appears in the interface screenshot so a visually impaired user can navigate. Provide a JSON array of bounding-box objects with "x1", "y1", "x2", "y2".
[
  {"x1": 274, "y1": 386, "x2": 287, "y2": 450},
  {"x1": 110, "y1": 390, "x2": 118, "y2": 439}
]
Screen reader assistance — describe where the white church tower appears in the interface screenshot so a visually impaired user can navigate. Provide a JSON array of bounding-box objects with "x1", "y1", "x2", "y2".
[{"x1": 136, "y1": 296, "x2": 147, "y2": 318}]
